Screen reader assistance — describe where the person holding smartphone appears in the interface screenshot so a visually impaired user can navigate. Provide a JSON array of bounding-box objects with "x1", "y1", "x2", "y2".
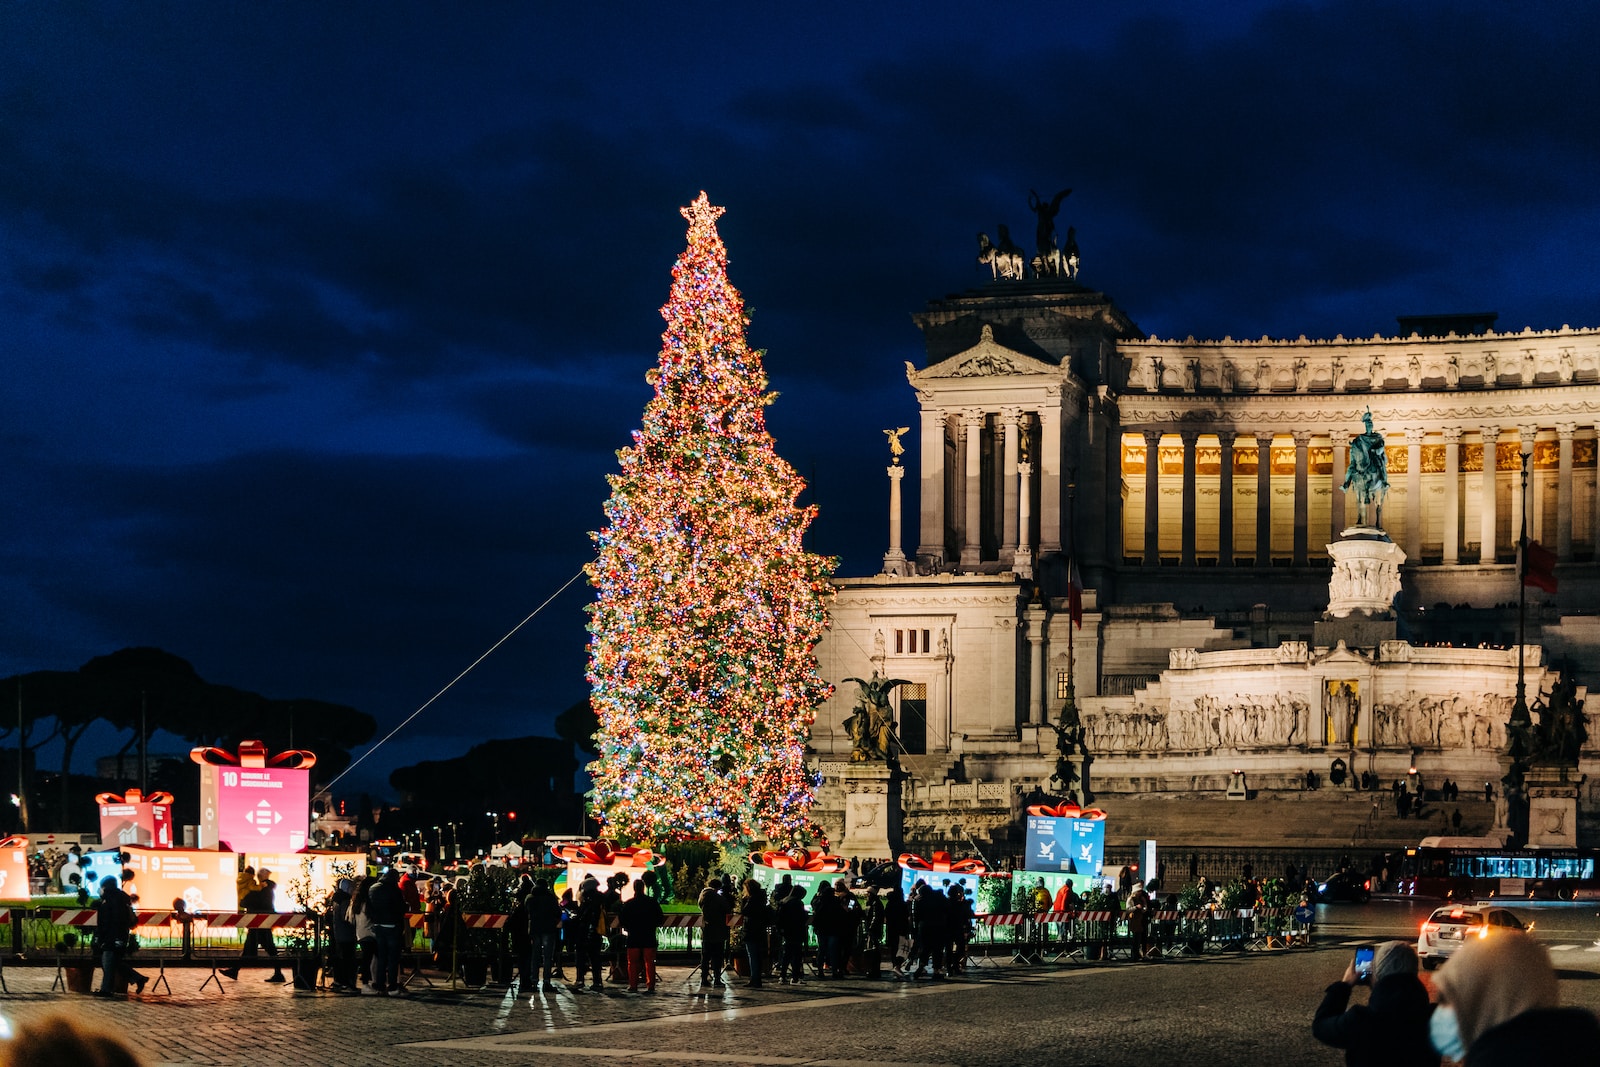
[{"x1": 1312, "y1": 940, "x2": 1439, "y2": 1066}]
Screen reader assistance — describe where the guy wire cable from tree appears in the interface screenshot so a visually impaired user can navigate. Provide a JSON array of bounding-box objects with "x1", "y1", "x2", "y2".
[{"x1": 325, "y1": 566, "x2": 588, "y2": 791}]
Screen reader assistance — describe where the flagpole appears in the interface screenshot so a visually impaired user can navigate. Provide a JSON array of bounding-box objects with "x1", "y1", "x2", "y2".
[
  {"x1": 1511, "y1": 448, "x2": 1531, "y2": 732},
  {"x1": 1062, "y1": 473, "x2": 1077, "y2": 726},
  {"x1": 1503, "y1": 446, "x2": 1534, "y2": 846}
]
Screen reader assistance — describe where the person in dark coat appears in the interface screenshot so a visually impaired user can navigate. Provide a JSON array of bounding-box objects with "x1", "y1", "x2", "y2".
[
  {"x1": 696, "y1": 877, "x2": 731, "y2": 987},
  {"x1": 864, "y1": 886, "x2": 884, "y2": 951},
  {"x1": 737, "y1": 880, "x2": 770, "y2": 988},
  {"x1": 618, "y1": 878, "x2": 665, "y2": 993},
  {"x1": 508, "y1": 874, "x2": 534, "y2": 990},
  {"x1": 911, "y1": 881, "x2": 948, "y2": 979},
  {"x1": 945, "y1": 885, "x2": 973, "y2": 973},
  {"x1": 602, "y1": 873, "x2": 628, "y2": 982},
  {"x1": 884, "y1": 886, "x2": 910, "y2": 979},
  {"x1": 1312, "y1": 941, "x2": 1439, "y2": 1067},
  {"x1": 572, "y1": 877, "x2": 606, "y2": 991},
  {"x1": 225, "y1": 867, "x2": 285, "y2": 982},
  {"x1": 1431, "y1": 930, "x2": 1600, "y2": 1065},
  {"x1": 768, "y1": 885, "x2": 790, "y2": 980},
  {"x1": 809, "y1": 882, "x2": 843, "y2": 978},
  {"x1": 366, "y1": 867, "x2": 406, "y2": 995},
  {"x1": 527, "y1": 879, "x2": 563, "y2": 992},
  {"x1": 326, "y1": 879, "x2": 358, "y2": 992},
  {"x1": 778, "y1": 886, "x2": 809, "y2": 984},
  {"x1": 94, "y1": 877, "x2": 147, "y2": 996}
]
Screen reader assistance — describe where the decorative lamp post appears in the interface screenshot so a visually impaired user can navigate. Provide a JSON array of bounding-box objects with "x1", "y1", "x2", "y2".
[{"x1": 1503, "y1": 446, "x2": 1534, "y2": 845}]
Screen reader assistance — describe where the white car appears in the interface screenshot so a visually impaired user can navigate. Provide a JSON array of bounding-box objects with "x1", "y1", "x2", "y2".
[{"x1": 1416, "y1": 904, "x2": 1529, "y2": 969}]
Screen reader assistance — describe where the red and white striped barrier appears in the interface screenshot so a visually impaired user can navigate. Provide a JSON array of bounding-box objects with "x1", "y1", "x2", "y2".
[
  {"x1": 459, "y1": 913, "x2": 506, "y2": 930},
  {"x1": 49, "y1": 909, "x2": 194, "y2": 927},
  {"x1": 204, "y1": 912, "x2": 312, "y2": 930},
  {"x1": 48, "y1": 910, "x2": 99, "y2": 927}
]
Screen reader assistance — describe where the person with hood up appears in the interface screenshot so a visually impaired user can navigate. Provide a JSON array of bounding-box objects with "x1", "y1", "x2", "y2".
[
  {"x1": 1312, "y1": 940, "x2": 1438, "y2": 1067},
  {"x1": 1430, "y1": 930, "x2": 1600, "y2": 1065}
]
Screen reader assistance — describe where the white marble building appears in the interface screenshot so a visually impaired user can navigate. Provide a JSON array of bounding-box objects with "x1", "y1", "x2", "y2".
[{"x1": 808, "y1": 280, "x2": 1600, "y2": 850}]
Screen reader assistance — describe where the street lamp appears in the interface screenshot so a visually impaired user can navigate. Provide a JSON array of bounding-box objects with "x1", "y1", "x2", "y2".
[
  {"x1": 1504, "y1": 446, "x2": 1535, "y2": 846},
  {"x1": 486, "y1": 810, "x2": 500, "y2": 844}
]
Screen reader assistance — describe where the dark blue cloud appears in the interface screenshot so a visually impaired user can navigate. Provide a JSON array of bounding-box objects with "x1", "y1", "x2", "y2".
[{"x1": 1, "y1": 0, "x2": 1597, "y2": 796}]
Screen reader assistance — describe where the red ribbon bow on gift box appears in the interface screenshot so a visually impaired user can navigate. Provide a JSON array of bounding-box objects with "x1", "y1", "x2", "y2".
[
  {"x1": 550, "y1": 840, "x2": 665, "y2": 869},
  {"x1": 898, "y1": 850, "x2": 988, "y2": 875},
  {"x1": 93, "y1": 788, "x2": 176, "y2": 806},
  {"x1": 189, "y1": 739, "x2": 317, "y2": 769},
  {"x1": 1025, "y1": 802, "x2": 1107, "y2": 820},
  {"x1": 752, "y1": 847, "x2": 848, "y2": 873}
]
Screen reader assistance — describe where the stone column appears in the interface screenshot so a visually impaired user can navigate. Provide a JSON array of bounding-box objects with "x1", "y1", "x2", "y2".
[
  {"x1": 1218, "y1": 431, "x2": 1236, "y2": 566},
  {"x1": 1406, "y1": 427, "x2": 1423, "y2": 562},
  {"x1": 1000, "y1": 409, "x2": 1020, "y2": 555},
  {"x1": 1557, "y1": 423, "x2": 1575, "y2": 561},
  {"x1": 1293, "y1": 430, "x2": 1311, "y2": 565},
  {"x1": 1026, "y1": 604, "x2": 1046, "y2": 725},
  {"x1": 883, "y1": 464, "x2": 907, "y2": 575},
  {"x1": 1143, "y1": 429, "x2": 1162, "y2": 567},
  {"x1": 1039, "y1": 389, "x2": 1063, "y2": 554},
  {"x1": 960, "y1": 410, "x2": 983, "y2": 569},
  {"x1": 918, "y1": 407, "x2": 946, "y2": 562},
  {"x1": 1256, "y1": 432, "x2": 1273, "y2": 566},
  {"x1": 1480, "y1": 426, "x2": 1499, "y2": 563},
  {"x1": 1015, "y1": 460, "x2": 1034, "y2": 578},
  {"x1": 1331, "y1": 430, "x2": 1349, "y2": 539},
  {"x1": 1181, "y1": 429, "x2": 1199, "y2": 566},
  {"x1": 1594, "y1": 424, "x2": 1600, "y2": 565},
  {"x1": 1442, "y1": 427, "x2": 1462, "y2": 565}
]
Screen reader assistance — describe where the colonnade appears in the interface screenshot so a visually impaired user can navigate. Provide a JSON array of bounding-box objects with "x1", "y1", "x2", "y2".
[
  {"x1": 918, "y1": 404, "x2": 1062, "y2": 568},
  {"x1": 1128, "y1": 423, "x2": 1600, "y2": 567}
]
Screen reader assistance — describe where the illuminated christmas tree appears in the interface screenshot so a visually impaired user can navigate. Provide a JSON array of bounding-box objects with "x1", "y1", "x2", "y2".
[{"x1": 586, "y1": 192, "x2": 836, "y2": 845}]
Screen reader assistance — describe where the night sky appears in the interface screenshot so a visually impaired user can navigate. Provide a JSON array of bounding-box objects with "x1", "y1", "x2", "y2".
[{"x1": 3, "y1": 2, "x2": 1597, "y2": 799}]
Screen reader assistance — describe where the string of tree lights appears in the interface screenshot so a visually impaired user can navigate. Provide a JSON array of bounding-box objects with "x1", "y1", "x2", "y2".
[{"x1": 585, "y1": 193, "x2": 837, "y2": 846}]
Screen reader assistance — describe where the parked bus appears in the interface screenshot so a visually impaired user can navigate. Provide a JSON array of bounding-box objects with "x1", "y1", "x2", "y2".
[{"x1": 1397, "y1": 837, "x2": 1600, "y2": 901}]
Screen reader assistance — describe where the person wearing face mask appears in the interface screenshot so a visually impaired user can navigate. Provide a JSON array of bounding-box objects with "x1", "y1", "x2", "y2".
[
  {"x1": 1430, "y1": 930, "x2": 1600, "y2": 1065},
  {"x1": 1312, "y1": 940, "x2": 1438, "y2": 1067}
]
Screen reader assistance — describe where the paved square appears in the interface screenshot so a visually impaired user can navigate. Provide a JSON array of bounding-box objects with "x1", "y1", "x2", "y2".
[{"x1": 2, "y1": 944, "x2": 1597, "y2": 1066}]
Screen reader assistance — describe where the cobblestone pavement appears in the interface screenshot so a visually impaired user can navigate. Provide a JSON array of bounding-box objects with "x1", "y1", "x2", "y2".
[{"x1": 2, "y1": 945, "x2": 1597, "y2": 1066}]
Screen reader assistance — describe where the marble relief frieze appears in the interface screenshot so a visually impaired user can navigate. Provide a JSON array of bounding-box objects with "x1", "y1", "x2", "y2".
[{"x1": 1081, "y1": 685, "x2": 1519, "y2": 757}]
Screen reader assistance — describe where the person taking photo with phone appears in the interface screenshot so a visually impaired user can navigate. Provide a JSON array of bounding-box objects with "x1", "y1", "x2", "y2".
[{"x1": 1312, "y1": 940, "x2": 1439, "y2": 1067}]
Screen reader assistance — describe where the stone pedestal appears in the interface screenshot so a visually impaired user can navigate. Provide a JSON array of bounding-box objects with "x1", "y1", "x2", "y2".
[
  {"x1": 1324, "y1": 528, "x2": 1406, "y2": 617},
  {"x1": 1315, "y1": 527, "x2": 1405, "y2": 648},
  {"x1": 1525, "y1": 763, "x2": 1580, "y2": 847},
  {"x1": 838, "y1": 762, "x2": 902, "y2": 860}
]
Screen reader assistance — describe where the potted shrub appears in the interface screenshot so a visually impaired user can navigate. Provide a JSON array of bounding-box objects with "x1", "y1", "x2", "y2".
[
  {"x1": 1257, "y1": 877, "x2": 1291, "y2": 948},
  {"x1": 1176, "y1": 880, "x2": 1207, "y2": 953},
  {"x1": 59, "y1": 931, "x2": 97, "y2": 994},
  {"x1": 283, "y1": 858, "x2": 324, "y2": 990},
  {"x1": 1078, "y1": 885, "x2": 1117, "y2": 960},
  {"x1": 455, "y1": 864, "x2": 519, "y2": 987}
]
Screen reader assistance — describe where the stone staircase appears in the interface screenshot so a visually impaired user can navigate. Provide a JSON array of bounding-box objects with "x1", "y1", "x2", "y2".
[{"x1": 1092, "y1": 792, "x2": 1496, "y2": 850}]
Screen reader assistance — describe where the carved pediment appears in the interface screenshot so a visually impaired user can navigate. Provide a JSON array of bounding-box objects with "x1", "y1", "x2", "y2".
[{"x1": 912, "y1": 324, "x2": 1062, "y2": 381}]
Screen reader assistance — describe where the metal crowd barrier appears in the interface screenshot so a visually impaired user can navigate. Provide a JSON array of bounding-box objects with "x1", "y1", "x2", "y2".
[
  {"x1": 3, "y1": 903, "x2": 1315, "y2": 991},
  {"x1": 971, "y1": 906, "x2": 1312, "y2": 964}
]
